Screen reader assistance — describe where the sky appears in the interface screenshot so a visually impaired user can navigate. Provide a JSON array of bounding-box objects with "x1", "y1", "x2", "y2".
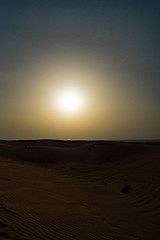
[{"x1": 0, "y1": 0, "x2": 160, "y2": 140}]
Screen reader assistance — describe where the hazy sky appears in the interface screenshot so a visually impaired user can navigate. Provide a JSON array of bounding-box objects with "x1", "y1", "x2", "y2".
[{"x1": 0, "y1": 0, "x2": 160, "y2": 140}]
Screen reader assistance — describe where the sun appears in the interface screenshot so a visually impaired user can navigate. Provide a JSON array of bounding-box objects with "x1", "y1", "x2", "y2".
[{"x1": 56, "y1": 89, "x2": 83, "y2": 114}]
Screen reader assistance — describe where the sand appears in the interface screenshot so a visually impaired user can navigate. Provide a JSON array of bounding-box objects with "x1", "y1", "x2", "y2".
[{"x1": 0, "y1": 140, "x2": 160, "y2": 240}]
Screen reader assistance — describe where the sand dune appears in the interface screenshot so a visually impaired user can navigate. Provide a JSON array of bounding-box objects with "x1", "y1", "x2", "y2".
[{"x1": 0, "y1": 140, "x2": 160, "y2": 240}]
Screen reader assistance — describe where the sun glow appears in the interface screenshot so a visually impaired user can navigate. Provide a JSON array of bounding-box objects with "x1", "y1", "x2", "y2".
[{"x1": 56, "y1": 89, "x2": 83, "y2": 114}]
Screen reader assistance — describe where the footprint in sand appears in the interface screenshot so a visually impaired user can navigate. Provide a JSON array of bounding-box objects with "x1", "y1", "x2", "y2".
[
  {"x1": 0, "y1": 203, "x2": 15, "y2": 215},
  {"x1": 0, "y1": 177, "x2": 10, "y2": 181},
  {"x1": 81, "y1": 203, "x2": 106, "y2": 222},
  {"x1": 0, "y1": 223, "x2": 23, "y2": 240},
  {"x1": 110, "y1": 223, "x2": 120, "y2": 230},
  {"x1": 0, "y1": 223, "x2": 8, "y2": 228},
  {"x1": 126, "y1": 233, "x2": 140, "y2": 240},
  {"x1": 0, "y1": 231, "x2": 10, "y2": 238}
]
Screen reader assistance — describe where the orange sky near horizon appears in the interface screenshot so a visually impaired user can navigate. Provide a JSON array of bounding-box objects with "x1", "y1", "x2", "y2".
[{"x1": 1, "y1": 51, "x2": 159, "y2": 140}]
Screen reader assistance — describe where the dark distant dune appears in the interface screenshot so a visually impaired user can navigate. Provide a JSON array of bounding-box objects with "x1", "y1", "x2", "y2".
[
  {"x1": 0, "y1": 140, "x2": 159, "y2": 164},
  {"x1": 0, "y1": 140, "x2": 160, "y2": 240}
]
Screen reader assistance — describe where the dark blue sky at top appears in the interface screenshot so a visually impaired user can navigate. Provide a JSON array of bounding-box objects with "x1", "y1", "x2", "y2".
[
  {"x1": 0, "y1": 1, "x2": 160, "y2": 80},
  {"x1": 0, "y1": 0, "x2": 160, "y2": 138}
]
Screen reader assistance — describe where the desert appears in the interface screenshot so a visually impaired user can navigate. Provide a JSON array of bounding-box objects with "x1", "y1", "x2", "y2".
[{"x1": 0, "y1": 140, "x2": 160, "y2": 240}]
